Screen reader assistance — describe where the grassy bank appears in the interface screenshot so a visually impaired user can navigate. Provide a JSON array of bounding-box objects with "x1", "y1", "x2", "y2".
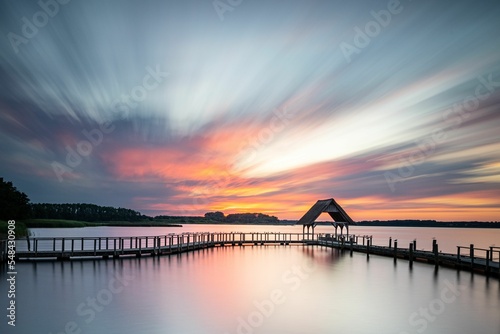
[
  {"x1": 0, "y1": 220, "x2": 29, "y2": 239},
  {"x1": 23, "y1": 219, "x2": 88, "y2": 228}
]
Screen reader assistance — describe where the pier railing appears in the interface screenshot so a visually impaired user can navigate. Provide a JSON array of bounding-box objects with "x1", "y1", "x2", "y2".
[
  {"x1": 457, "y1": 245, "x2": 500, "y2": 262},
  {"x1": 13, "y1": 232, "x2": 318, "y2": 260},
  {"x1": 8, "y1": 232, "x2": 499, "y2": 277},
  {"x1": 316, "y1": 234, "x2": 499, "y2": 277}
]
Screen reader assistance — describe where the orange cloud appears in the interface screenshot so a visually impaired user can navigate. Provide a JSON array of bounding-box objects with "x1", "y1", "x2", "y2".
[{"x1": 98, "y1": 117, "x2": 500, "y2": 222}]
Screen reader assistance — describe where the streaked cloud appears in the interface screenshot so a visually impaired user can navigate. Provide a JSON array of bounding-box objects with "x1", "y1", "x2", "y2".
[{"x1": 1, "y1": 0, "x2": 499, "y2": 221}]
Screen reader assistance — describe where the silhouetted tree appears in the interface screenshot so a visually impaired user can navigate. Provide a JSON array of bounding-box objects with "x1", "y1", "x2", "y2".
[
  {"x1": 225, "y1": 213, "x2": 278, "y2": 224},
  {"x1": 204, "y1": 211, "x2": 225, "y2": 222},
  {"x1": 0, "y1": 178, "x2": 31, "y2": 220}
]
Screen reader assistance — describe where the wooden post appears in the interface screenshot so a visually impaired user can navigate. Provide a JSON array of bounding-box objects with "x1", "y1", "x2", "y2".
[
  {"x1": 434, "y1": 241, "x2": 439, "y2": 267},
  {"x1": 71, "y1": 239, "x2": 74, "y2": 256},
  {"x1": 94, "y1": 239, "x2": 97, "y2": 256},
  {"x1": 457, "y1": 246, "x2": 461, "y2": 263},
  {"x1": 350, "y1": 236, "x2": 353, "y2": 256},
  {"x1": 393, "y1": 240, "x2": 398, "y2": 261},
  {"x1": 413, "y1": 239, "x2": 416, "y2": 250},
  {"x1": 53, "y1": 238, "x2": 56, "y2": 252},
  {"x1": 389, "y1": 237, "x2": 392, "y2": 248},
  {"x1": 485, "y1": 250, "x2": 490, "y2": 276},
  {"x1": 34, "y1": 239, "x2": 38, "y2": 257},
  {"x1": 409, "y1": 242, "x2": 413, "y2": 266},
  {"x1": 106, "y1": 237, "x2": 109, "y2": 250},
  {"x1": 470, "y1": 244, "x2": 474, "y2": 269},
  {"x1": 366, "y1": 239, "x2": 370, "y2": 259},
  {"x1": 81, "y1": 237, "x2": 84, "y2": 251},
  {"x1": 99, "y1": 238, "x2": 102, "y2": 250},
  {"x1": 152, "y1": 237, "x2": 156, "y2": 256},
  {"x1": 57, "y1": 238, "x2": 65, "y2": 261}
]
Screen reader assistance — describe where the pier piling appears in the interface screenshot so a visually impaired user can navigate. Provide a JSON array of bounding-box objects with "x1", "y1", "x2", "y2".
[
  {"x1": 409, "y1": 242, "x2": 413, "y2": 266},
  {"x1": 470, "y1": 244, "x2": 474, "y2": 270}
]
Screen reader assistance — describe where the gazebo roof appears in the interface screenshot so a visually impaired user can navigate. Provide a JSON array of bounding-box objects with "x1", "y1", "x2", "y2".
[{"x1": 297, "y1": 198, "x2": 355, "y2": 227}]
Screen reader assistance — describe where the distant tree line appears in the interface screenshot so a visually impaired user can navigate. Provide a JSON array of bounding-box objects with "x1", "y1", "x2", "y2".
[
  {"x1": 204, "y1": 211, "x2": 279, "y2": 224},
  {"x1": 154, "y1": 215, "x2": 206, "y2": 223},
  {"x1": 355, "y1": 220, "x2": 500, "y2": 227},
  {"x1": 30, "y1": 203, "x2": 143, "y2": 222}
]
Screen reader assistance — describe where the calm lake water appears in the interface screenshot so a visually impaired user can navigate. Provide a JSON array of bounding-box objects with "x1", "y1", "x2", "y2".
[{"x1": 1, "y1": 225, "x2": 499, "y2": 334}]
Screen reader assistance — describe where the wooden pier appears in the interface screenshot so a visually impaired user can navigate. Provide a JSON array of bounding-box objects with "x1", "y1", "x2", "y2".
[
  {"x1": 4, "y1": 232, "x2": 499, "y2": 278},
  {"x1": 11, "y1": 232, "x2": 307, "y2": 261},
  {"x1": 317, "y1": 235, "x2": 500, "y2": 277}
]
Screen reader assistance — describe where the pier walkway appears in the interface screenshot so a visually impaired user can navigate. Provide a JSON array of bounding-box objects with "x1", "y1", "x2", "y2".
[{"x1": 4, "y1": 232, "x2": 499, "y2": 278}]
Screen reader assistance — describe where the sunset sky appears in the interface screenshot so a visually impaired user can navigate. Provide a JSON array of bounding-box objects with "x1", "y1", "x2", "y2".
[{"x1": 1, "y1": 0, "x2": 499, "y2": 221}]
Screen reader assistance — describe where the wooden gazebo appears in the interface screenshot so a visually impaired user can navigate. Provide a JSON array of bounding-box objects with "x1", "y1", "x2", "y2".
[{"x1": 297, "y1": 198, "x2": 355, "y2": 238}]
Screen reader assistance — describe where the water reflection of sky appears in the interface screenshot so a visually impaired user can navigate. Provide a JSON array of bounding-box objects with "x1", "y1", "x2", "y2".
[{"x1": 5, "y1": 246, "x2": 499, "y2": 334}]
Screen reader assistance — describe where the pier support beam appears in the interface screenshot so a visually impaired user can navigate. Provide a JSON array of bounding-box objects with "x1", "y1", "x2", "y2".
[
  {"x1": 409, "y1": 242, "x2": 413, "y2": 267},
  {"x1": 393, "y1": 240, "x2": 398, "y2": 262},
  {"x1": 470, "y1": 244, "x2": 474, "y2": 270},
  {"x1": 433, "y1": 240, "x2": 439, "y2": 267},
  {"x1": 366, "y1": 238, "x2": 370, "y2": 259}
]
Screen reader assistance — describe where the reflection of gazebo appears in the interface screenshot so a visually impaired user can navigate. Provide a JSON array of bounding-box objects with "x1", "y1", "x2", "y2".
[{"x1": 297, "y1": 198, "x2": 355, "y2": 238}]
